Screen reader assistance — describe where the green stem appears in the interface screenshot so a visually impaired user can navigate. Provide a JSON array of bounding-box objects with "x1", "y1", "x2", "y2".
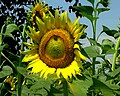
[
  {"x1": 112, "y1": 37, "x2": 120, "y2": 71},
  {"x1": 91, "y1": 3, "x2": 98, "y2": 75},
  {"x1": 0, "y1": 24, "x2": 5, "y2": 65},
  {"x1": 0, "y1": 24, "x2": 5, "y2": 45},
  {"x1": 63, "y1": 79, "x2": 68, "y2": 96},
  {"x1": 1, "y1": 52, "x2": 16, "y2": 71},
  {"x1": 17, "y1": 25, "x2": 26, "y2": 96},
  {"x1": 92, "y1": 58, "x2": 96, "y2": 75}
]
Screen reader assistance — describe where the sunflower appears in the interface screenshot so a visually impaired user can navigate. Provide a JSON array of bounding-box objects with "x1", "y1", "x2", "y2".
[
  {"x1": 30, "y1": 1, "x2": 49, "y2": 25},
  {"x1": 22, "y1": 9, "x2": 86, "y2": 80}
]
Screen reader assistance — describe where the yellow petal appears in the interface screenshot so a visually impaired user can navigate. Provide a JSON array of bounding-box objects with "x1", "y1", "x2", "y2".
[
  {"x1": 31, "y1": 59, "x2": 46, "y2": 73},
  {"x1": 74, "y1": 49, "x2": 86, "y2": 60},
  {"x1": 71, "y1": 24, "x2": 79, "y2": 34},
  {"x1": 73, "y1": 25, "x2": 83, "y2": 36},
  {"x1": 72, "y1": 17, "x2": 80, "y2": 28},
  {"x1": 27, "y1": 58, "x2": 40, "y2": 69},
  {"x1": 22, "y1": 53, "x2": 39, "y2": 62},
  {"x1": 36, "y1": 16, "x2": 46, "y2": 33},
  {"x1": 74, "y1": 44, "x2": 80, "y2": 50},
  {"x1": 55, "y1": 9, "x2": 60, "y2": 28},
  {"x1": 40, "y1": 66, "x2": 49, "y2": 78},
  {"x1": 74, "y1": 27, "x2": 86, "y2": 42},
  {"x1": 43, "y1": 68, "x2": 56, "y2": 79}
]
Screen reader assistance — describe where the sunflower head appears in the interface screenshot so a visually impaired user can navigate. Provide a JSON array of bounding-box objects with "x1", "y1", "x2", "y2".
[
  {"x1": 22, "y1": 8, "x2": 86, "y2": 80},
  {"x1": 31, "y1": 1, "x2": 49, "y2": 26}
]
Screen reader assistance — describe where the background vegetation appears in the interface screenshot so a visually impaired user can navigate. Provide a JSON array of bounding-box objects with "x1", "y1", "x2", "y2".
[{"x1": 0, "y1": 0, "x2": 120, "y2": 96}]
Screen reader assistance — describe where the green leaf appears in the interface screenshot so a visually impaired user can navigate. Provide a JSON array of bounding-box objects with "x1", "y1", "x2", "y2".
[
  {"x1": 102, "y1": 25, "x2": 118, "y2": 36},
  {"x1": 101, "y1": 39, "x2": 114, "y2": 54},
  {"x1": 114, "y1": 32, "x2": 120, "y2": 39},
  {"x1": 105, "y1": 48, "x2": 115, "y2": 54},
  {"x1": 0, "y1": 66, "x2": 13, "y2": 78},
  {"x1": 93, "y1": 77, "x2": 114, "y2": 96},
  {"x1": 21, "y1": 85, "x2": 30, "y2": 96},
  {"x1": 87, "y1": 0, "x2": 95, "y2": 6},
  {"x1": 0, "y1": 44, "x2": 6, "y2": 53},
  {"x1": 97, "y1": 8, "x2": 110, "y2": 15},
  {"x1": 108, "y1": 67, "x2": 120, "y2": 78},
  {"x1": 74, "y1": 6, "x2": 95, "y2": 22},
  {"x1": 69, "y1": 78, "x2": 92, "y2": 96},
  {"x1": 84, "y1": 45, "x2": 101, "y2": 58},
  {"x1": 5, "y1": 24, "x2": 19, "y2": 38},
  {"x1": 29, "y1": 78, "x2": 52, "y2": 95},
  {"x1": 114, "y1": 91, "x2": 120, "y2": 95},
  {"x1": 17, "y1": 67, "x2": 27, "y2": 77},
  {"x1": 102, "y1": 39, "x2": 114, "y2": 47},
  {"x1": 5, "y1": 24, "x2": 19, "y2": 34},
  {"x1": 88, "y1": 38, "x2": 101, "y2": 45}
]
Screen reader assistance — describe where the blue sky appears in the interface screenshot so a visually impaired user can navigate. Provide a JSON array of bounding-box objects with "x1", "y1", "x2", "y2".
[
  {"x1": 44, "y1": 0, "x2": 120, "y2": 48},
  {"x1": 45, "y1": 0, "x2": 120, "y2": 37}
]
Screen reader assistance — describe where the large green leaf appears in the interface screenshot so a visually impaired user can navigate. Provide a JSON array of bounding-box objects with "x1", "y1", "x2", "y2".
[
  {"x1": 69, "y1": 78, "x2": 92, "y2": 96},
  {"x1": 84, "y1": 45, "x2": 101, "y2": 58},
  {"x1": 0, "y1": 66, "x2": 13, "y2": 78},
  {"x1": 93, "y1": 77, "x2": 115, "y2": 96},
  {"x1": 74, "y1": 6, "x2": 95, "y2": 22},
  {"x1": 29, "y1": 78, "x2": 52, "y2": 95}
]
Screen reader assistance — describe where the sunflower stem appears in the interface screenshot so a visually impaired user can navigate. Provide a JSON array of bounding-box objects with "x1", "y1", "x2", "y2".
[
  {"x1": 1, "y1": 52, "x2": 17, "y2": 71},
  {"x1": 112, "y1": 37, "x2": 120, "y2": 71},
  {"x1": 17, "y1": 24, "x2": 26, "y2": 96},
  {"x1": 91, "y1": 3, "x2": 98, "y2": 75},
  {"x1": 63, "y1": 78, "x2": 68, "y2": 96}
]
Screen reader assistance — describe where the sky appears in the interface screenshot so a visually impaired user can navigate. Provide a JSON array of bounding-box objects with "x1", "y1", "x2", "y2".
[{"x1": 44, "y1": 0, "x2": 120, "y2": 46}]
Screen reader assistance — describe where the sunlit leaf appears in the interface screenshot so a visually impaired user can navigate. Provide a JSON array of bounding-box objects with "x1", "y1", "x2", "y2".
[
  {"x1": 69, "y1": 78, "x2": 92, "y2": 96},
  {"x1": 4, "y1": 24, "x2": 19, "y2": 38},
  {"x1": 5, "y1": 24, "x2": 19, "y2": 34},
  {"x1": 84, "y1": 45, "x2": 101, "y2": 58},
  {"x1": 0, "y1": 66, "x2": 13, "y2": 78},
  {"x1": 102, "y1": 39, "x2": 114, "y2": 47}
]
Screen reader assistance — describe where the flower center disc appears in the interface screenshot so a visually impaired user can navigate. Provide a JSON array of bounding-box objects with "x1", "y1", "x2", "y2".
[
  {"x1": 39, "y1": 29, "x2": 74, "y2": 68},
  {"x1": 45, "y1": 36, "x2": 65, "y2": 59}
]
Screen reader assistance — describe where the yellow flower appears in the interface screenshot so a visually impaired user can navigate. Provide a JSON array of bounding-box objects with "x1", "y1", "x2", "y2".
[
  {"x1": 22, "y1": 9, "x2": 86, "y2": 80},
  {"x1": 30, "y1": 1, "x2": 49, "y2": 25}
]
